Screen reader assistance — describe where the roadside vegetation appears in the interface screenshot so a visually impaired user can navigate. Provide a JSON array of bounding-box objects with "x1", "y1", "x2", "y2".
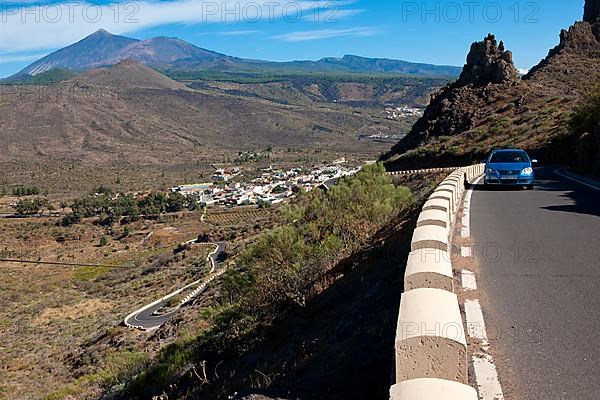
[
  {"x1": 124, "y1": 163, "x2": 414, "y2": 397},
  {"x1": 571, "y1": 85, "x2": 600, "y2": 133},
  {"x1": 571, "y1": 85, "x2": 600, "y2": 175},
  {"x1": 4, "y1": 163, "x2": 420, "y2": 400}
]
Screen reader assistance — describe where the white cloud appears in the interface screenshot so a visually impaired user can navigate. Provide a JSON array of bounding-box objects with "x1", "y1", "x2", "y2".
[
  {"x1": 0, "y1": 0, "x2": 360, "y2": 52},
  {"x1": 518, "y1": 68, "x2": 530, "y2": 75},
  {"x1": 218, "y1": 30, "x2": 260, "y2": 36},
  {"x1": 0, "y1": 51, "x2": 49, "y2": 63},
  {"x1": 302, "y1": 8, "x2": 365, "y2": 22},
  {"x1": 272, "y1": 26, "x2": 381, "y2": 42}
]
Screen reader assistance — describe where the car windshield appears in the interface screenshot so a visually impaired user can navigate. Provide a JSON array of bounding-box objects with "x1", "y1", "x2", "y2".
[{"x1": 489, "y1": 151, "x2": 529, "y2": 163}]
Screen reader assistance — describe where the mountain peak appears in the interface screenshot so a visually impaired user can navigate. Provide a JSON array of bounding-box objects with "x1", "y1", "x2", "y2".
[
  {"x1": 87, "y1": 28, "x2": 115, "y2": 38},
  {"x1": 14, "y1": 29, "x2": 138, "y2": 77},
  {"x1": 584, "y1": 0, "x2": 600, "y2": 23}
]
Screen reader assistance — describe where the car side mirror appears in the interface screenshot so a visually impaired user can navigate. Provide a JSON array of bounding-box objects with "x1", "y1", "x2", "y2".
[{"x1": 532, "y1": 159, "x2": 538, "y2": 164}]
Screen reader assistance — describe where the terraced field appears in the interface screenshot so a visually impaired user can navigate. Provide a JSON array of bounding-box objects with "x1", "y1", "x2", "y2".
[{"x1": 204, "y1": 208, "x2": 272, "y2": 226}]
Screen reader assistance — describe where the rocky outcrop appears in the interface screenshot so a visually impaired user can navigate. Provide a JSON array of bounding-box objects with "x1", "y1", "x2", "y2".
[
  {"x1": 383, "y1": 34, "x2": 520, "y2": 164},
  {"x1": 457, "y1": 34, "x2": 519, "y2": 87},
  {"x1": 584, "y1": 0, "x2": 600, "y2": 23},
  {"x1": 558, "y1": 22, "x2": 600, "y2": 51}
]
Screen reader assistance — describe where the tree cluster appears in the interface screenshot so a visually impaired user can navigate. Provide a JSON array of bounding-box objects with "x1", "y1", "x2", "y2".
[
  {"x1": 62, "y1": 191, "x2": 199, "y2": 226},
  {"x1": 12, "y1": 186, "x2": 44, "y2": 197},
  {"x1": 15, "y1": 198, "x2": 50, "y2": 215}
]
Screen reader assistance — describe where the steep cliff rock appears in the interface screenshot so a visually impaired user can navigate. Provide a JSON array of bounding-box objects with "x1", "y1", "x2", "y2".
[{"x1": 584, "y1": 0, "x2": 600, "y2": 23}]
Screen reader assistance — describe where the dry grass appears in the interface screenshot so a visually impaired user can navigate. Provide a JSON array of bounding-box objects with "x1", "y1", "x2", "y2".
[
  {"x1": 33, "y1": 299, "x2": 114, "y2": 325},
  {"x1": 0, "y1": 204, "x2": 277, "y2": 400},
  {"x1": 204, "y1": 208, "x2": 271, "y2": 226}
]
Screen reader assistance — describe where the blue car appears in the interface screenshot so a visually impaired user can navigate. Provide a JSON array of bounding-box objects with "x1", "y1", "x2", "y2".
[{"x1": 484, "y1": 149, "x2": 537, "y2": 190}]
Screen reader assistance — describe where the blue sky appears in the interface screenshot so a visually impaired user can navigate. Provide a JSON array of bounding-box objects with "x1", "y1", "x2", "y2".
[{"x1": 0, "y1": 0, "x2": 586, "y2": 77}]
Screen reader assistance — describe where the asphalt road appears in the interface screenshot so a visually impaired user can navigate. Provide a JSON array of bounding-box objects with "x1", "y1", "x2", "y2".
[
  {"x1": 124, "y1": 242, "x2": 227, "y2": 330},
  {"x1": 125, "y1": 300, "x2": 179, "y2": 329},
  {"x1": 470, "y1": 167, "x2": 600, "y2": 399}
]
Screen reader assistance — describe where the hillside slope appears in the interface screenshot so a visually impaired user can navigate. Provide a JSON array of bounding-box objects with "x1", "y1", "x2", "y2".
[
  {"x1": 383, "y1": 0, "x2": 600, "y2": 171},
  {"x1": 0, "y1": 63, "x2": 407, "y2": 167},
  {"x1": 73, "y1": 60, "x2": 187, "y2": 90}
]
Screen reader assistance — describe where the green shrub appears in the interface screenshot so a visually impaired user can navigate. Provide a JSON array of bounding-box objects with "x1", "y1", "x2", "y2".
[
  {"x1": 98, "y1": 351, "x2": 149, "y2": 386},
  {"x1": 570, "y1": 86, "x2": 600, "y2": 134}
]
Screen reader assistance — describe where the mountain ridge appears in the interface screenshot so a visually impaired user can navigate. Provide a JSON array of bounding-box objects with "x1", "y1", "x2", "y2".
[{"x1": 13, "y1": 29, "x2": 462, "y2": 79}]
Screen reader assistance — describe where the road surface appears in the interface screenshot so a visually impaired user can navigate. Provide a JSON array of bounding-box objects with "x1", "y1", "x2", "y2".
[
  {"x1": 124, "y1": 242, "x2": 227, "y2": 331},
  {"x1": 470, "y1": 167, "x2": 600, "y2": 399}
]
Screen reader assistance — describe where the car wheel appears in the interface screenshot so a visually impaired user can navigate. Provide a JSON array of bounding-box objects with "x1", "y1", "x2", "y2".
[{"x1": 526, "y1": 185, "x2": 534, "y2": 190}]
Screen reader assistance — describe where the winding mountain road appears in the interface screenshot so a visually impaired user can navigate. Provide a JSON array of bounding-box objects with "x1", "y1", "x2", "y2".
[
  {"x1": 470, "y1": 167, "x2": 600, "y2": 399},
  {"x1": 124, "y1": 241, "x2": 227, "y2": 331}
]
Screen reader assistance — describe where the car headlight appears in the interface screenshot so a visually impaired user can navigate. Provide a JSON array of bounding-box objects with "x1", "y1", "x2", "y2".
[
  {"x1": 521, "y1": 167, "x2": 533, "y2": 175},
  {"x1": 486, "y1": 168, "x2": 496, "y2": 174}
]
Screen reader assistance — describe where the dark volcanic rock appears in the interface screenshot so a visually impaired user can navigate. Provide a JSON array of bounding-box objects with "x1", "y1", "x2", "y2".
[
  {"x1": 584, "y1": 0, "x2": 600, "y2": 23},
  {"x1": 457, "y1": 34, "x2": 519, "y2": 86}
]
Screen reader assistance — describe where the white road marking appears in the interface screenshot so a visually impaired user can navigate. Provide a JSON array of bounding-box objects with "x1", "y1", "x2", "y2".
[
  {"x1": 555, "y1": 168, "x2": 600, "y2": 191},
  {"x1": 461, "y1": 176, "x2": 484, "y2": 238},
  {"x1": 460, "y1": 175, "x2": 504, "y2": 400},
  {"x1": 461, "y1": 246, "x2": 472, "y2": 258},
  {"x1": 461, "y1": 269, "x2": 477, "y2": 290},
  {"x1": 473, "y1": 354, "x2": 505, "y2": 400},
  {"x1": 464, "y1": 299, "x2": 488, "y2": 344}
]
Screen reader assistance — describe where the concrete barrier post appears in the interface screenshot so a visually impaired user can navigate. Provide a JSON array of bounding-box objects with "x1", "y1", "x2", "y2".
[
  {"x1": 404, "y1": 248, "x2": 453, "y2": 292},
  {"x1": 416, "y1": 209, "x2": 449, "y2": 229},
  {"x1": 390, "y1": 378, "x2": 478, "y2": 400},
  {"x1": 411, "y1": 225, "x2": 449, "y2": 252},
  {"x1": 395, "y1": 288, "x2": 468, "y2": 384}
]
